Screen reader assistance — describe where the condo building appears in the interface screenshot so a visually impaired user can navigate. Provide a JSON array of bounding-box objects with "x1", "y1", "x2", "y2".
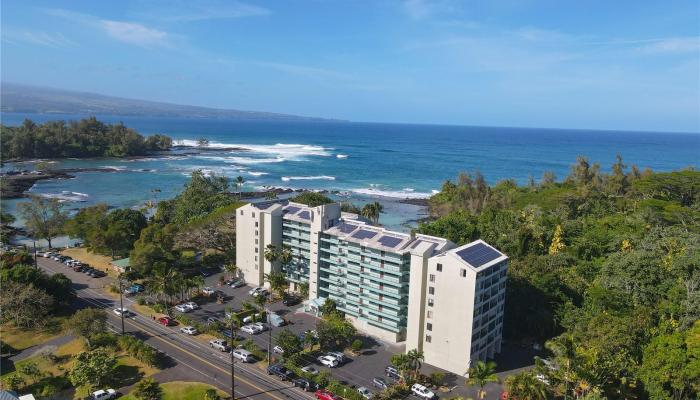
[{"x1": 236, "y1": 200, "x2": 508, "y2": 376}]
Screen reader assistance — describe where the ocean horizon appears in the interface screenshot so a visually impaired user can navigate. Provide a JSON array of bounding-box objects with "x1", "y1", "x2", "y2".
[{"x1": 2, "y1": 112, "x2": 698, "y2": 233}]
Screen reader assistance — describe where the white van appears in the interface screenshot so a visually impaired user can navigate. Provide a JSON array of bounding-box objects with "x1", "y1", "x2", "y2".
[{"x1": 232, "y1": 349, "x2": 255, "y2": 363}]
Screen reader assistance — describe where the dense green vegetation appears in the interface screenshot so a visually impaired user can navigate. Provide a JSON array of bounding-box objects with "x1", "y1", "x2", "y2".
[
  {"x1": 290, "y1": 191, "x2": 334, "y2": 207},
  {"x1": 0, "y1": 117, "x2": 172, "y2": 161},
  {"x1": 419, "y1": 156, "x2": 700, "y2": 399},
  {"x1": 65, "y1": 205, "x2": 147, "y2": 258}
]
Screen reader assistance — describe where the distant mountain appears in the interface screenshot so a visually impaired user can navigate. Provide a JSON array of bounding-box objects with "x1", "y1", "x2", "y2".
[{"x1": 1, "y1": 82, "x2": 341, "y2": 121}]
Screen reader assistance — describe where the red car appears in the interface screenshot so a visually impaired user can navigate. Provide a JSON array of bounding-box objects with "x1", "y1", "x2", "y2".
[
  {"x1": 157, "y1": 316, "x2": 175, "y2": 326},
  {"x1": 315, "y1": 389, "x2": 338, "y2": 400}
]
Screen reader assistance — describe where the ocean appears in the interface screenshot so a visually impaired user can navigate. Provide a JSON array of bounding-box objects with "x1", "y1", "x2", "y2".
[{"x1": 1, "y1": 112, "x2": 698, "y2": 236}]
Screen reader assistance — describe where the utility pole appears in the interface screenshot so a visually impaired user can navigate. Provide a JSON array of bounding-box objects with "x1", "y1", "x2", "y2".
[
  {"x1": 32, "y1": 239, "x2": 38, "y2": 269},
  {"x1": 267, "y1": 304, "x2": 272, "y2": 365},
  {"x1": 230, "y1": 319, "x2": 235, "y2": 400},
  {"x1": 118, "y1": 275, "x2": 125, "y2": 335}
]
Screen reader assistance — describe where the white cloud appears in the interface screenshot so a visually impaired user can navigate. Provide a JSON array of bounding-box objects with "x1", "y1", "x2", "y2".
[
  {"x1": 639, "y1": 37, "x2": 700, "y2": 54},
  {"x1": 149, "y1": 0, "x2": 270, "y2": 22},
  {"x1": 99, "y1": 20, "x2": 169, "y2": 47},
  {"x1": 2, "y1": 28, "x2": 77, "y2": 48}
]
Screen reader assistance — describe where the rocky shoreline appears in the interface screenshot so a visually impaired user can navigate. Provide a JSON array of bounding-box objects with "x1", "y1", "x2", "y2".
[{"x1": 0, "y1": 167, "x2": 129, "y2": 199}]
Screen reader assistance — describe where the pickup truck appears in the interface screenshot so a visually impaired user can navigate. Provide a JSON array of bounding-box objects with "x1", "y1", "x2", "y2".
[{"x1": 267, "y1": 363, "x2": 294, "y2": 380}]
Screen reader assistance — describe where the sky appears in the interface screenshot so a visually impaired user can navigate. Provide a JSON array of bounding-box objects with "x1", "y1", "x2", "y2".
[{"x1": 1, "y1": 0, "x2": 699, "y2": 132}]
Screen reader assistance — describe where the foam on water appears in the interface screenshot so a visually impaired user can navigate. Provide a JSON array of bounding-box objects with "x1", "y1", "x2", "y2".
[
  {"x1": 351, "y1": 187, "x2": 434, "y2": 199},
  {"x1": 281, "y1": 175, "x2": 336, "y2": 182}
]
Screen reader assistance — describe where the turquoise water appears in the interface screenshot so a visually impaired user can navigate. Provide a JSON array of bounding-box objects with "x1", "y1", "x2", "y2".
[{"x1": 2, "y1": 112, "x2": 698, "y2": 233}]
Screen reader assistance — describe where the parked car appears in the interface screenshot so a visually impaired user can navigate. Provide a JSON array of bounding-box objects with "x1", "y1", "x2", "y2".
[
  {"x1": 249, "y1": 287, "x2": 268, "y2": 297},
  {"x1": 301, "y1": 365, "x2": 319, "y2": 375},
  {"x1": 372, "y1": 377, "x2": 388, "y2": 390},
  {"x1": 184, "y1": 301, "x2": 199, "y2": 310},
  {"x1": 219, "y1": 329, "x2": 243, "y2": 341},
  {"x1": 200, "y1": 269, "x2": 212, "y2": 277},
  {"x1": 273, "y1": 345, "x2": 284, "y2": 354},
  {"x1": 317, "y1": 355, "x2": 339, "y2": 368},
  {"x1": 113, "y1": 308, "x2": 132, "y2": 317},
  {"x1": 385, "y1": 365, "x2": 401, "y2": 380},
  {"x1": 292, "y1": 378, "x2": 318, "y2": 392},
  {"x1": 267, "y1": 363, "x2": 294, "y2": 380},
  {"x1": 283, "y1": 294, "x2": 300, "y2": 306},
  {"x1": 202, "y1": 287, "x2": 216, "y2": 296},
  {"x1": 206, "y1": 316, "x2": 221, "y2": 325},
  {"x1": 232, "y1": 349, "x2": 255, "y2": 363},
  {"x1": 72, "y1": 265, "x2": 85, "y2": 272},
  {"x1": 357, "y1": 387, "x2": 373, "y2": 399},
  {"x1": 315, "y1": 389, "x2": 339, "y2": 400},
  {"x1": 252, "y1": 322, "x2": 268, "y2": 332},
  {"x1": 241, "y1": 324, "x2": 263, "y2": 335},
  {"x1": 411, "y1": 384, "x2": 436, "y2": 399},
  {"x1": 326, "y1": 351, "x2": 347, "y2": 364},
  {"x1": 157, "y1": 316, "x2": 175, "y2": 326},
  {"x1": 90, "y1": 388, "x2": 117, "y2": 400},
  {"x1": 242, "y1": 313, "x2": 263, "y2": 323},
  {"x1": 175, "y1": 304, "x2": 191, "y2": 313},
  {"x1": 228, "y1": 278, "x2": 245, "y2": 288},
  {"x1": 209, "y1": 339, "x2": 229, "y2": 352},
  {"x1": 180, "y1": 326, "x2": 198, "y2": 335}
]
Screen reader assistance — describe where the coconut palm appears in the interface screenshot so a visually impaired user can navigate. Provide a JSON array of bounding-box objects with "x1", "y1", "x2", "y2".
[
  {"x1": 390, "y1": 353, "x2": 412, "y2": 381},
  {"x1": 147, "y1": 263, "x2": 178, "y2": 314},
  {"x1": 224, "y1": 263, "x2": 238, "y2": 280},
  {"x1": 361, "y1": 201, "x2": 384, "y2": 225},
  {"x1": 505, "y1": 371, "x2": 547, "y2": 400},
  {"x1": 264, "y1": 244, "x2": 279, "y2": 263},
  {"x1": 265, "y1": 271, "x2": 289, "y2": 299},
  {"x1": 406, "y1": 349, "x2": 424, "y2": 377},
  {"x1": 235, "y1": 176, "x2": 245, "y2": 199},
  {"x1": 467, "y1": 360, "x2": 500, "y2": 400},
  {"x1": 278, "y1": 245, "x2": 293, "y2": 264}
]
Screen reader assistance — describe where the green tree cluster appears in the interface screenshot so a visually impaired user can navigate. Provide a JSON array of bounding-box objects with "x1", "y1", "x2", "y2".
[
  {"x1": 422, "y1": 156, "x2": 700, "y2": 399},
  {"x1": 289, "y1": 192, "x2": 334, "y2": 207},
  {"x1": 65, "y1": 204, "x2": 147, "y2": 258},
  {"x1": 1, "y1": 117, "x2": 172, "y2": 161}
]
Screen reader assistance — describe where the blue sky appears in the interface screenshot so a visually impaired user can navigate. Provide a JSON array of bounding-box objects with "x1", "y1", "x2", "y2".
[{"x1": 2, "y1": 0, "x2": 699, "y2": 132}]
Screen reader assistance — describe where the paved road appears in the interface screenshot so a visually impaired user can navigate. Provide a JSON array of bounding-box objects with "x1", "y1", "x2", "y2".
[{"x1": 37, "y1": 257, "x2": 313, "y2": 400}]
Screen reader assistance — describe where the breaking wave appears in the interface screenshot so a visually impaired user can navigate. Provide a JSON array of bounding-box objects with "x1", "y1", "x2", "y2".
[
  {"x1": 281, "y1": 176, "x2": 336, "y2": 182},
  {"x1": 351, "y1": 187, "x2": 434, "y2": 199}
]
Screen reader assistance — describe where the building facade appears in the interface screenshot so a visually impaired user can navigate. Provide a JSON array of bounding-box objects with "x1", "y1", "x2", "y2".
[{"x1": 236, "y1": 200, "x2": 508, "y2": 375}]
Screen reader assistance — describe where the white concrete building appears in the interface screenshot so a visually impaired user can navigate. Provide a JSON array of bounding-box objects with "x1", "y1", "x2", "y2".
[{"x1": 235, "y1": 200, "x2": 508, "y2": 375}]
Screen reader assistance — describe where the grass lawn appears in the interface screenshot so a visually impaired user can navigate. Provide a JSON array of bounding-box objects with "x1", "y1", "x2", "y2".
[
  {"x1": 0, "y1": 322, "x2": 65, "y2": 353},
  {"x1": 61, "y1": 248, "x2": 119, "y2": 278},
  {"x1": 121, "y1": 381, "x2": 227, "y2": 400}
]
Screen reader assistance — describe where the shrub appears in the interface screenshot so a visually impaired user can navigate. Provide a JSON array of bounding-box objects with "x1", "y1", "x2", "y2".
[
  {"x1": 136, "y1": 296, "x2": 146, "y2": 305},
  {"x1": 133, "y1": 377, "x2": 163, "y2": 400},
  {"x1": 91, "y1": 332, "x2": 119, "y2": 349},
  {"x1": 3, "y1": 374, "x2": 26, "y2": 391},
  {"x1": 315, "y1": 371, "x2": 331, "y2": 388},
  {"x1": 152, "y1": 303, "x2": 166, "y2": 314},
  {"x1": 109, "y1": 284, "x2": 120, "y2": 294},
  {"x1": 350, "y1": 339, "x2": 363, "y2": 353},
  {"x1": 203, "y1": 253, "x2": 227, "y2": 268},
  {"x1": 117, "y1": 335, "x2": 163, "y2": 368},
  {"x1": 430, "y1": 372, "x2": 445, "y2": 387}
]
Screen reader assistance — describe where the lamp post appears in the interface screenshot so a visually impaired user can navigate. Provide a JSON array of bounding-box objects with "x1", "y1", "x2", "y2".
[{"x1": 118, "y1": 274, "x2": 125, "y2": 335}]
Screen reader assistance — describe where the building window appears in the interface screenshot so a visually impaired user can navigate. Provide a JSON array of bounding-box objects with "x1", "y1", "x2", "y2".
[
  {"x1": 378, "y1": 316, "x2": 382, "y2": 322},
  {"x1": 428, "y1": 286, "x2": 435, "y2": 295},
  {"x1": 437, "y1": 263, "x2": 442, "y2": 272},
  {"x1": 252, "y1": 212, "x2": 256, "y2": 217},
  {"x1": 426, "y1": 323, "x2": 432, "y2": 331},
  {"x1": 240, "y1": 210, "x2": 244, "y2": 216},
  {"x1": 255, "y1": 255, "x2": 258, "y2": 262},
  {"x1": 255, "y1": 248, "x2": 258, "y2": 253},
  {"x1": 255, "y1": 221, "x2": 258, "y2": 227},
  {"x1": 461, "y1": 268, "x2": 467, "y2": 277},
  {"x1": 425, "y1": 335, "x2": 432, "y2": 343},
  {"x1": 427, "y1": 310, "x2": 433, "y2": 319},
  {"x1": 255, "y1": 230, "x2": 258, "y2": 236},
  {"x1": 428, "y1": 298, "x2": 434, "y2": 307},
  {"x1": 429, "y1": 274, "x2": 435, "y2": 282},
  {"x1": 255, "y1": 238, "x2": 258, "y2": 244}
]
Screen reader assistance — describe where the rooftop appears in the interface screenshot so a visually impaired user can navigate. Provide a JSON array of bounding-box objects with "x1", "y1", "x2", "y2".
[{"x1": 445, "y1": 240, "x2": 507, "y2": 270}]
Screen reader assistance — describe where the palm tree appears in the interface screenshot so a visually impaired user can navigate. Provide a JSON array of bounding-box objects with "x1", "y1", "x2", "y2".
[
  {"x1": 265, "y1": 271, "x2": 289, "y2": 299},
  {"x1": 467, "y1": 360, "x2": 500, "y2": 400},
  {"x1": 390, "y1": 353, "x2": 412, "y2": 381},
  {"x1": 264, "y1": 191, "x2": 278, "y2": 200},
  {"x1": 224, "y1": 263, "x2": 238, "y2": 280},
  {"x1": 264, "y1": 244, "x2": 279, "y2": 263},
  {"x1": 406, "y1": 349, "x2": 424, "y2": 377},
  {"x1": 188, "y1": 276, "x2": 205, "y2": 298},
  {"x1": 235, "y1": 176, "x2": 245, "y2": 199},
  {"x1": 299, "y1": 282, "x2": 309, "y2": 298},
  {"x1": 147, "y1": 263, "x2": 178, "y2": 315},
  {"x1": 361, "y1": 201, "x2": 384, "y2": 225},
  {"x1": 545, "y1": 334, "x2": 579, "y2": 400},
  {"x1": 278, "y1": 245, "x2": 293, "y2": 265},
  {"x1": 505, "y1": 371, "x2": 547, "y2": 400}
]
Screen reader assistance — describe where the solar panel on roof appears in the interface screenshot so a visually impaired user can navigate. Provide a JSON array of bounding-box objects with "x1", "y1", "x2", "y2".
[
  {"x1": 297, "y1": 211, "x2": 311, "y2": 220},
  {"x1": 410, "y1": 240, "x2": 423, "y2": 249},
  {"x1": 378, "y1": 235, "x2": 402, "y2": 248},
  {"x1": 456, "y1": 243, "x2": 501, "y2": 268},
  {"x1": 337, "y1": 223, "x2": 357, "y2": 234},
  {"x1": 284, "y1": 206, "x2": 300, "y2": 214},
  {"x1": 352, "y1": 229, "x2": 378, "y2": 240}
]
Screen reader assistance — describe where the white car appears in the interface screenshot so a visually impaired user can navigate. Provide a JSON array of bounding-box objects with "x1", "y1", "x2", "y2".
[
  {"x1": 229, "y1": 278, "x2": 245, "y2": 288},
  {"x1": 209, "y1": 339, "x2": 229, "y2": 352},
  {"x1": 301, "y1": 365, "x2": 319, "y2": 375},
  {"x1": 411, "y1": 384, "x2": 435, "y2": 399},
  {"x1": 113, "y1": 308, "x2": 132, "y2": 317},
  {"x1": 180, "y1": 326, "x2": 198, "y2": 335},
  {"x1": 241, "y1": 324, "x2": 263, "y2": 335},
  {"x1": 184, "y1": 301, "x2": 199, "y2": 310},
  {"x1": 202, "y1": 287, "x2": 216, "y2": 295},
  {"x1": 253, "y1": 322, "x2": 268, "y2": 332},
  {"x1": 357, "y1": 387, "x2": 372, "y2": 399},
  {"x1": 232, "y1": 349, "x2": 255, "y2": 363},
  {"x1": 90, "y1": 389, "x2": 117, "y2": 400},
  {"x1": 273, "y1": 345, "x2": 284, "y2": 354},
  {"x1": 174, "y1": 304, "x2": 190, "y2": 313},
  {"x1": 249, "y1": 287, "x2": 268, "y2": 297},
  {"x1": 317, "y1": 355, "x2": 339, "y2": 368},
  {"x1": 326, "y1": 351, "x2": 347, "y2": 364}
]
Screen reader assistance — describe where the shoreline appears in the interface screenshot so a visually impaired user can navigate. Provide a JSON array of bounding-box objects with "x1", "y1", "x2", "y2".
[{"x1": 0, "y1": 167, "x2": 132, "y2": 198}]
